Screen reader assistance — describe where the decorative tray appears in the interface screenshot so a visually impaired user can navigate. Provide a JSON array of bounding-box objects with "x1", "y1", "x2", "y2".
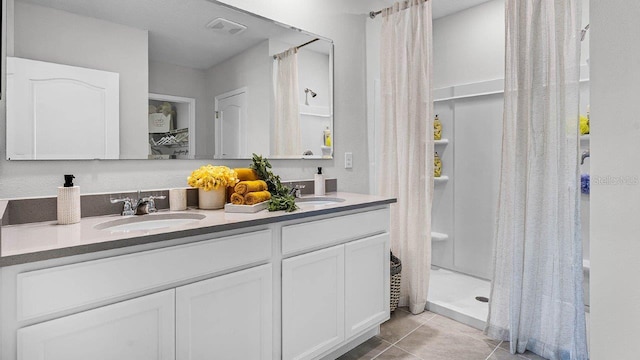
[{"x1": 224, "y1": 201, "x2": 269, "y2": 213}]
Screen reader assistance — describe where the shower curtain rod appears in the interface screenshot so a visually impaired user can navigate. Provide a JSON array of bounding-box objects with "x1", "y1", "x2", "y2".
[
  {"x1": 369, "y1": 0, "x2": 429, "y2": 19},
  {"x1": 273, "y1": 38, "x2": 320, "y2": 59}
]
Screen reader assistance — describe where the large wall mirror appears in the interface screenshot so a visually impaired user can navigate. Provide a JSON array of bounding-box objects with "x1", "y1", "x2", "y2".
[{"x1": 5, "y1": 0, "x2": 334, "y2": 160}]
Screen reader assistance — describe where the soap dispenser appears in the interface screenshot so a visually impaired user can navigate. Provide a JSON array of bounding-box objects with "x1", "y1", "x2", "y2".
[
  {"x1": 434, "y1": 114, "x2": 442, "y2": 140},
  {"x1": 434, "y1": 153, "x2": 442, "y2": 178},
  {"x1": 57, "y1": 174, "x2": 81, "y2": 225},
  {"x1": 314, "y1": 167, "x2": 325, "y2": 196}
]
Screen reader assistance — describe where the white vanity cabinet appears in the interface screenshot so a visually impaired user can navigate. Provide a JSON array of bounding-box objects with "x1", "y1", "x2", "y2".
[
  {"x1": 344, "y1": 233, "x2": 390, "y2": 338},
  {"x1": 282, "y1": 245, "x2": 346, "y2": 360},
  {"x1": 17, "y1": 290, "x2": 176, "y2": 360},
  {"x1": 1, "y1": 202, "x2": 393, "y2": 360},
  {"x1": 176, "y1": 264, "x2": 272, "y2": 360},
  {"x1": 281, "y1": 208, "x2": 391, "y2": 360},
  {"x1": 4, "y1": 229, "x2": 272, "y2": 360}
]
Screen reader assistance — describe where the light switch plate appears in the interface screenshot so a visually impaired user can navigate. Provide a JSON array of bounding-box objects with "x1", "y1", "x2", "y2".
[{"x1": 345, "y1": 152, "x2": 353, "y2": 169}]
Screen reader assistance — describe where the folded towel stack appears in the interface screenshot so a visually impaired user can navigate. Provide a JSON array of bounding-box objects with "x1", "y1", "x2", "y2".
[
  {"x1": 229, "y1": 168, "x2": 271, "y2": 205},
  {"x1": 245, "y1": 191, "x2": 271, "y2": 205},
  {"x1": 235, "y1": 180, "x2": 268, "y2": 195},
  {"x1": 235, "y1": 168, "x2": 259, "y2": 181}
]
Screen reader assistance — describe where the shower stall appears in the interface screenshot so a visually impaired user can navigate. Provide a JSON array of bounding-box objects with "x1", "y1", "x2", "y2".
[{"x1": 366, "y1": 0, "x2": 590, "y2": 331}]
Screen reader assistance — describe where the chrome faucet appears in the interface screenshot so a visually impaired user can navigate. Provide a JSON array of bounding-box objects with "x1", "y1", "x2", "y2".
[
  {"x1": 289, "y1": 184, "x2": 306, "y2": 198},
  {"x1": 581, "y1": 150, "x2": 590, "y2": 165},
  {"x1": 111, "y1": 191, "x2": 166, "y2": 216}
]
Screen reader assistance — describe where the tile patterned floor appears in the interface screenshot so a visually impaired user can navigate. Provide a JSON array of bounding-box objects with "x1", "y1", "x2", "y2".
[{"x1": 338, "y1": 308, "x2": 547, "y2": 360}]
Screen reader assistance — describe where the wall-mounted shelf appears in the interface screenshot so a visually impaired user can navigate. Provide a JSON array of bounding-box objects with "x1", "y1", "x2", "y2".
[
  {"x1": 434, "y1": 176, "x2": 449, "y2": 184},
  {"x1": 431, "y1": 232, "x2": 449, "y2": 242},
  {"x1": 435, "y1": 139, "x2": 449, "y2": 145},
  {"x1": 149, "y1": 93, "x2": 196, "y2": 157}
]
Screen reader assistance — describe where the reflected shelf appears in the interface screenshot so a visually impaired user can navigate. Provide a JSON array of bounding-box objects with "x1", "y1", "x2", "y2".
[
  {"x1": 431, "y1": 232, "x2": 449, "y2": 242},
  {"x1": 434, "y1": 176, "x2": 449, "y2": 184}
]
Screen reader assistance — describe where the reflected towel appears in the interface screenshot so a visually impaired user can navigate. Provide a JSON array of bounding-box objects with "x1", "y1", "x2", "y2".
[
  {"x1": 581, "y1": 174, "x2": 590, "y2": 194},
  {"x1": 234, "y1": 168, "x2": 259, "y2": 181},
  {"x1": 244, "y1": 191, "x2": 271, "y2": 205},
  {"x1": 234, "y1": 180, "x2": 268, "y2": 195},
  {"x1": 230, "y1": 192, "x2": 245, "y2": 205}
]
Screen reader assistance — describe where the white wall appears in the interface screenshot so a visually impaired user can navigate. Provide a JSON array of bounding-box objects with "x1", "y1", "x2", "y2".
[
  {"x1": 0, "y1": 0, "x2": 368, "y2": 198},
  {"x1": 590, "y1": 0, "x2": 640, "y2": 358},
  {"x1": 207, "y1": 40, "x2": 271, "y2": 157},
  {"x1": 149, "y1": 61, "x2": 211, "y2": 157},
  {"x1": 12, "y1": 2, "x2": 149, "y2": 159},
  {"x1": 432, "y1": 0, "x2": 504, "y2": 88},
  {"x1": 297, "y1": 50, "x2": 331, "y2": 109}
]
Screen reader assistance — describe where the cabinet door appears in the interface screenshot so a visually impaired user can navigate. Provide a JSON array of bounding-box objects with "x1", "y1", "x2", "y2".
[
  {"x1": 17, "y1": 290, "x2": 175, "y2": 360},
  {"x1": 176, "y1": 264, "x2": 272, "y2": 360},
  {"x1": 345, "y1": 233, "x2": 390, "y2": 338},
  {"x1": 282, "y1": 245, "x2": 345, "y2": 360}
]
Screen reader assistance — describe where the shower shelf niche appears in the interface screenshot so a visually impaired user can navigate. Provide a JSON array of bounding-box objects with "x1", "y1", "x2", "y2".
[
  {"x1": 434, "y1": 176, "x2": 449, "y2": 184},
  {"x1": 431, "y1": 232, "x2": 449, "y2": 242},
  {"x1": 435, "y1": 139, "x2": 449, "y2": 145}
]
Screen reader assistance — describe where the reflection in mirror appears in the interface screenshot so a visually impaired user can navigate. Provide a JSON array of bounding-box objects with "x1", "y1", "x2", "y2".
[{"x1": 6, "y1": 0, "x2": 333, "y2": 160}]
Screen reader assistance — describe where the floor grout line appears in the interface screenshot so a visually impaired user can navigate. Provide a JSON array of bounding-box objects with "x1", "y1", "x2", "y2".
[
  {"x1": 372, "y1": 308, "x2": 502, "y2": 360},
  {"x1": 369, "y1": 342, "x2": 395, "y2": 360},
  {"x1": 371, "y1": 315, "x2": 431, "y2": 360},
  {"x1": 484, "y1": 340, "x2": 504, "y2": 360}
]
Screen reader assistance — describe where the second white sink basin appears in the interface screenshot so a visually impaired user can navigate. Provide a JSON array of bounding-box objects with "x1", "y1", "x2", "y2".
[
  {"x1": 95, "y1": 213, "x2": 206, "y2": 232},
  {"x1": 295, "y1": 197, "x2": 345, "y2": 206}
]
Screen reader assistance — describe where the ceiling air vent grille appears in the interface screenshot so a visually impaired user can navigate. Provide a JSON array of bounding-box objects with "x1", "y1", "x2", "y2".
[{"x1": 205, "y1": 18, "x2": 247, "y2": 35}]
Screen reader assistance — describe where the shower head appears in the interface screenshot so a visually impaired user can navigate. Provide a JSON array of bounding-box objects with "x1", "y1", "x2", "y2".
[
  {"x1": 581, "y1": 23, "x2": 590, "y2": 42},
  {"x1": 304, "y1": 88, "x2": 317, "y2": 105}
]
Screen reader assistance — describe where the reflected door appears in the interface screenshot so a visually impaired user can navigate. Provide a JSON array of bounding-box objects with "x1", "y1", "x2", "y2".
[
  {"x1": 215, "y1": 88, "x2": 247, "y2": 158},
  {"x1": 6, "y1": 57, "x2": 120, "y2": 160}
]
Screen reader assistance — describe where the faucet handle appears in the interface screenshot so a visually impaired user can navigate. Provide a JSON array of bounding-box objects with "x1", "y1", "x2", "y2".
[
  {"x1": 141, "y1": 195, "x2": 166, "y2": 213},
  {"x1": 110, "y1": 197, "x2": 135, "y2": 216},
  {"x1": 110, "y1": 196, "x2": 130, "y2": 204},
  {"x1": 289, "y1": 184, "x2": 305, "y2": 198}
]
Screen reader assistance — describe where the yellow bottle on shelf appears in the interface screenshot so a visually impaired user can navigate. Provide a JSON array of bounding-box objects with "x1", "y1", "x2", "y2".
[
  {"x1": 434, "y1": 114, "x2": 442, "y2": 140},
  {"x1": 434, "y1": 152, "x2": 442, "y2": 178},
  {"x1": 323, "y1": 127, "x2": 332, "y2": 146}
]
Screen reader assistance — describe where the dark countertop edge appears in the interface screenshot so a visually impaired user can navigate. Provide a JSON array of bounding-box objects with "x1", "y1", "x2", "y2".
[{"x1": 0, "y1": 198, "x2": 396, "y2": 267}]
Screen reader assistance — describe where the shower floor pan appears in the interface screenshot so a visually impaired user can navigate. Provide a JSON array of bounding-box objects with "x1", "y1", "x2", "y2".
[{"x1": 427, "y1": 267, "x2": 490, "y2": 330}]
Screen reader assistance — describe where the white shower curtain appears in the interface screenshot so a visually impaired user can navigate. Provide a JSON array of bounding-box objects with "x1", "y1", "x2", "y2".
[
  {"x1": 486, "y1": 1, "x2": 588, "y2": 359},
  {"x1": 378, "y1": 0, "x2": 433, "y2": 314},
  {"x1": 273, "y1": 48, "x2": 301, "y2": 156}
]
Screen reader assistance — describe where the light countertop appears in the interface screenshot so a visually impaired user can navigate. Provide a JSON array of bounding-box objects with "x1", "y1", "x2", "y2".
[{"x1": 1, "y1": 192, "x2": 395, "y2": 266}]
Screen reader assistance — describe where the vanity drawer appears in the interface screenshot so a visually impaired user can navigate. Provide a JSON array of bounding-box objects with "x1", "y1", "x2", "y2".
[
  {"x1": 282, "y1": 208, "x2": 389, "y2": 256},
  {"x1": 17, "y1": 229, "x2": 271, "y2": 321}
]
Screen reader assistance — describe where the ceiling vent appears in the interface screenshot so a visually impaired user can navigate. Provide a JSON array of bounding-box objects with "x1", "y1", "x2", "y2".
[{"x1": 205, "y1": 18, "x2": 247, "y2": 35}]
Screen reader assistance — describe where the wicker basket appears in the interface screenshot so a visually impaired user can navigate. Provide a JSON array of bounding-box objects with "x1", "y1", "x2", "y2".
[{"x1": 390, "y1": 252, "x2": 402, "y2": 312}]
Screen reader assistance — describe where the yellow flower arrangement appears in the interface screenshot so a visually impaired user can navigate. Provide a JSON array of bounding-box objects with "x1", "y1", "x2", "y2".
[{"x1": 187, "y1": 165, "x2": 238, "y2": 191}]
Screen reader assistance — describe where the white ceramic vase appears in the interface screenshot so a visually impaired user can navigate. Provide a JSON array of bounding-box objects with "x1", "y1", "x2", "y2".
[{"x1": 198, "y1": 187, "x2": 225, "y2": 210}]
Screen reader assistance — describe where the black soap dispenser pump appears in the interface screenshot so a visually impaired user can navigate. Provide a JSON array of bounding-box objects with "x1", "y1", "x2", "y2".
[
  {"x1": 314, "y1": 167, "x2": 325, "y2": 196},
  {"x1": 57, "y1": 174, "x2": 81, "y2": 225}
]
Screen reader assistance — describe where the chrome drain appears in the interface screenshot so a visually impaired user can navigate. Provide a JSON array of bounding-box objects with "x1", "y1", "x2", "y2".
[{"x1": 475, "y1": 296, "x2": 489, "y2": 303}]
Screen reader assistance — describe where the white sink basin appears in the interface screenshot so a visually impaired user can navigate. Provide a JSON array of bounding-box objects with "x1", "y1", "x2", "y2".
[
  {"x1": 95, "y1": 213, "x2": 206, "y2": 232},
  {"x1": 295, "y1": 197, "x2": 345, "y2": 206}
]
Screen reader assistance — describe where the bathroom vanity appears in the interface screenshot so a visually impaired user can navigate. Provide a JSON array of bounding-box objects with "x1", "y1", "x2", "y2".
[{"x1": 0, "y1": 192, "x2": 394, "y2": 360}]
